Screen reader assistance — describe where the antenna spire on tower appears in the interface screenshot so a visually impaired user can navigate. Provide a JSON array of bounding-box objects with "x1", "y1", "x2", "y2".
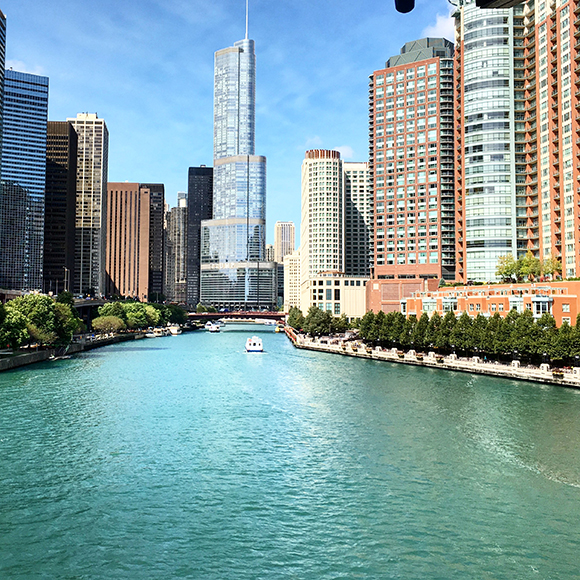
[{"x1": 245, "y1": 0, "x2": 249, "y2": 39}]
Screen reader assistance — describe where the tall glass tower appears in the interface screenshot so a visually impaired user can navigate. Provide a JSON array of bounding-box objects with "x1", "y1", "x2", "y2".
[
  {"x1": 0, "y1": 70, "x2": 49, "y2": 291},
  {"x1": 200, "y1": 35, "x2": 276, "y2": 310}
]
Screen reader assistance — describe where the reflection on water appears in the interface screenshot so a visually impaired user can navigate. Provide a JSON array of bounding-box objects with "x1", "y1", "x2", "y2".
[{"x1": 1, "y1": 331, "x2": 580, "y2": 579}]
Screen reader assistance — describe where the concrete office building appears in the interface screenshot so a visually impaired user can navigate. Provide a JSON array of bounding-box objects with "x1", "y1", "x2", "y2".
[
  {"x1": 105, "y1": 183, "x2": 150, "y2": 301},
  {"x1": 344, "y1": 162, "x2": 373, "y2": 277},
  {"x1": 367, "y1": 38, "x2": 455, "y2": 313},
  {"x1": 166, "y1": 195, "x2": 188, "y2": 304},
  {"x1": 44, "y1": 121, "x2": 78, "y2": 294},
  {"x1": 0, "y1": 70, "x2": 49, "y2": 291},
  {"x1": 274, "y1": 221, "x2": 295, "y2": 263},
  {"x1": 283, "y1": 249, "x2": 301, "y2": 312},
  {"x1": 68, "y1": 113, "x2": 109, "y2": 296}
]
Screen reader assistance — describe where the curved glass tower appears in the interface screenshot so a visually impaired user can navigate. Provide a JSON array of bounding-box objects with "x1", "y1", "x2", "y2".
[{"x1": 200, "y1": 36, "x2": 275, "y2": 310}]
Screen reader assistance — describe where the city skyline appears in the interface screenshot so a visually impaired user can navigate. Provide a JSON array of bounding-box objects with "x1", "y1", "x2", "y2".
[{"x1": 0, "y1": 0, "x2": 454, "y2": 244}]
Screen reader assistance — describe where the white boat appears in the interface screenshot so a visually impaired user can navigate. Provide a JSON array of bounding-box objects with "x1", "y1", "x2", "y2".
[
  {"x1": 245, "y1": 336, "x2": 263, "y2": 352},
  {"x1": 168, "y1": 325, "x2": 182, "y2": 335},
  {"x1": 207, "y1": 323, "x2": 221, "y2": 333},
  {"x1": 145, "y1": 331, "x2": 157, "y2": 338}
]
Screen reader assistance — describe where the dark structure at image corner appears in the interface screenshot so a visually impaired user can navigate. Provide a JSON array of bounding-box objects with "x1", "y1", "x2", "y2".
[{"x1": 395, "y1": 0, "x2": 525, "y2": 14}]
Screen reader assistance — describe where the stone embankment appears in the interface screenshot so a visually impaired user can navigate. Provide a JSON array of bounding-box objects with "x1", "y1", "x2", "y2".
[
  {"x1": 0, "y1": 333, "x2": 145, "y2": 373},
  {"x1": 284, "y1": 327, "x2": 580, "y2": 389}
]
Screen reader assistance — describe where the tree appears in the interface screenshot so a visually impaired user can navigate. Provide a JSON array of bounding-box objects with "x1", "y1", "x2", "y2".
[
  {"x1": 98, "y1": 302, "x2": 127, "y2": 323},
  {"x1": 196, "y1": 303, "x2": 207, "y2": 313},
  {"x1": 144, "y1": 305, "x2": 161, "y2": 327},
  {"x1": 552, "y1": 321, "x2": 573, "y2": 364},
  {"x1": 332, "y1": 313, "x2": 349, "y2": 334},
  {"x1": 511, "y1": 309, "x2": 537, "y2": 361},
  {"x1": 92, "y1": 315, "x2": 126, "y2": 334},
  {"x1": 124, "y1": 303, "x2": 148, "y2": 329},
  {"x1": 56, "y1": 291, "x2": 75, "y2": 306},
  {"x1": 535, "y1": 313, "x2": 558, "y2": 361},
  {"x1": 542, "y1": 256, "x2": 562, "y2": 280},
  {"x1": 399, "y1": 315, "x2": 417, "y2": 348},
  {"x1": 469, "y1": 313, "x2": 488, "y2": 354},
  {"x1": 358, "y1": 311, "x2": 376, "y2": 341},
  {"x1": 496, "y1": 254, "x2": 518, "y2": 282},
  {"x1": 287, "y1": 306, "x2": 305, "y2": 330},
  {"x1": 303, "y1": 306, "x2": 333, "y2": 337},
  {"x1": 450, "y1": 311, "x2": 473, "y2": 353},
  {"x1": 424, "y1": 311, "x2": 441, "y2": 349},
  {"x1": 411, "y1": 312, "x2": 429, "y2": 350},
  {"x1": 373, "y1": 310, "x2": 388, "y2": 344},
  {"x1": 165, "y1": 304, "x2": 188, "y2": 324},
  {"x1": 436, "y1": 311, "x2": 456, "y2": 351},
  {"x1": 518, "y1": 250, "x2": 541, "y2": 282},
  {"x1": 53, "y1": 302, "x2": 82, "y2": 345},
  {"x1": 483, "y1": 313, "x2": 503, "y2": 356},
  {"x1": 385, "y1": 311, "x2": 406, "y2": 346},
  {"x1": 0, "y1": 308, "x2": 29, "y2": 350}
]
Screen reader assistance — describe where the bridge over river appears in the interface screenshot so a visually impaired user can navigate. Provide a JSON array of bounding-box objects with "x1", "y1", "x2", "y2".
[{"x1": 188, "y1": 311, "x2": 285, "y2": 323}]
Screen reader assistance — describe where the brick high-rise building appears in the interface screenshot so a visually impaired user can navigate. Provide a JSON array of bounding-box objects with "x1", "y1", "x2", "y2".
[
  {"x1": 105, "y1": 183, "x2": 150, "y2": 301},
  {"x1": 367, "y1": 38, "x2": 455, "y2": 312},
  {"x1": 140, "y1": 183, "x2": 165, "y2": 300}
]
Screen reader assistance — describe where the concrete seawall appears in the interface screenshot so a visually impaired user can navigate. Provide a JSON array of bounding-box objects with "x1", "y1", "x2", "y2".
[{"x1": 285, "y1": 329, "x2": 580, "y2": 389}]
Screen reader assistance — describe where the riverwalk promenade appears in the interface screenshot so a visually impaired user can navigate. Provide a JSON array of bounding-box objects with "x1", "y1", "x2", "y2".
[{"x1": 285, "y1": 328, "x2": 580, "y2": 389}]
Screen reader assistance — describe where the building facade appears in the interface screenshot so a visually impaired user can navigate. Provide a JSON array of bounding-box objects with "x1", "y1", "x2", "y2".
[
  {"x1": 105, "y1": 183, "x2": 150, "y2": 301},
  {"x1": 141, "y1": 183, "x2": 165, "y2": 301},
  {"x1": 344, "y1": 162, "x2": 373, "y2": 277},
  {"x1": 0, "y1": 70, "x2": 49, "y2": 291},
  {"x1": 274, "y1": 221, "x2": 295, "y2": 263},
  {"x1": 44, "y1": 121, "x2": 78, "y2": 294},
  {"x1": 200, "y1": 36, "x2": 276, "y2": 310},
  {"x1": 187, "y1": 166, "x2": 213, "y2": 307},
  {"x1": 166, "y1": 196, "x2": 188, "y2": 304},
  {"x1": 68, "y1": 113, "x2": 109, "y2": 296},
  {"x1": 403, "y1": 280, "x2": 580, "y2": 328},
  {"x1": 283, "y1": 249, "x2": 301, "y2": 312},
  {"x1": 300, "y1": 149, "x2": 345, "y2": 286}
]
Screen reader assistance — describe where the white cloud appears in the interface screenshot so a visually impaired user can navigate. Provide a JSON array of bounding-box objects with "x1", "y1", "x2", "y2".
[
  {"x1": 335, "y1": 145, "x2": 354, "y2": 159},
  {"x1": 304, "y1": 135, "x2": 323, "y2": 149},
  {"x1": 421, "y1": 12, "x2": 455, "y2": 42},
  {"x1": 6, "y1": 60, "x2": 45, "y2": 75}
]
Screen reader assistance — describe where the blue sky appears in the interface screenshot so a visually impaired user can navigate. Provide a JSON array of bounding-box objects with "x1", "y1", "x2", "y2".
[{"x1": 2, "y1": 0, "x2": 453, "y2": 244}]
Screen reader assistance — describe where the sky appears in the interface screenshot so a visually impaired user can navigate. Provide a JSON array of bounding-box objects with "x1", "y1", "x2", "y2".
[{"x1": 2, "y1": 0, "x2": 454, "y2": 244}]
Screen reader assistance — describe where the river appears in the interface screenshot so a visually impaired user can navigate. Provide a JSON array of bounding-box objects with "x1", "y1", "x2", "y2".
[{"x1": 1, "y1": 325, "x2": 580, "y2": 579}]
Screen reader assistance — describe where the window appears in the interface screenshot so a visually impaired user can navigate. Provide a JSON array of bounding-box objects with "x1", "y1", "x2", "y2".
[
  {"x1": 334, "y1": 289, "x2": 340, "y2": 301},
  {"x1": 334, "y1": 303, "x2": 341, "y2": 315},
  {"x1": 563, "y1": 303, "x2": 570, "y2": 312}
]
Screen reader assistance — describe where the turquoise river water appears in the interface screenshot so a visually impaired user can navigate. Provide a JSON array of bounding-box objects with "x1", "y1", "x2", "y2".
[{"x1": 1, "y1": 325, "x2": 580, "y2": 579}]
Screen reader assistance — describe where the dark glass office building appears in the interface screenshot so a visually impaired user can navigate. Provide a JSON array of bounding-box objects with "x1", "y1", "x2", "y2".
[
  {"x1": 187, "y1": 166, "x2": 213, "y2": 307},
  {"x1": 0, "y1": 69, "x2": 49, "y2": 291},
  {"x1": 44, "y1": 121, "x2": 78, "y2": 294},
  {"x1": 140, "y1": 183, "x2": 165, "y2": 300}
]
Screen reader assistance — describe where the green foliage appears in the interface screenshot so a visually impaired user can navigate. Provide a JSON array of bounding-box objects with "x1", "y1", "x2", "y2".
[
  {"x1": 411, "y1": 312, "x2": 429, "y2": 350},
  {"x1": 0, "y1": 307, "x2": 29, "y2": 350},
  {"x1": 56, "y1": 291, "x2": 75, "y2": 306},
  {"x1": 92, "y1": 315, "x2": 126, "y2": 334},
  {"x1": 496, "y1": 254, "x2": 518, "y2": 282},
  {"x1": 399, "y1": 315, "x2": 416, "y2": 348},
  {"x1": 358, "y1": 311, "x2": 376, "y2": 341},
  {"x1": 303, "y1": 306, "x2": 334, "y2": 337},
  {"x1": 333, "y1": 313, "x2": 350, "y2": 334},
  {"x1": 450, "y1": 311, "x2": 473, "y2": 353},
  {"x1": 436, "y1": 311, "x2": 456, "y2": 351},
  {"x1": 424, "y1": 311, "x2": 441, "y2": 348},
  {"x1": 98, "y1": 301, "x2": 127, "y2": 323},
  {"x1": 287, "y1": 306, "x2": 305, "y2": 330},
  {"x1": 196, "y1": 303, "x2": 207, "y2": 313}
]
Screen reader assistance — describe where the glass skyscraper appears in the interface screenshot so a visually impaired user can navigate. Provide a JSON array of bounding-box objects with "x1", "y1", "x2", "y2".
[
  {"x1": 0, "y1": 69, "x2": 49, "y2": 291},
  {"x1": 200, "y1": 37, "x2": 276, "y2": 310}
]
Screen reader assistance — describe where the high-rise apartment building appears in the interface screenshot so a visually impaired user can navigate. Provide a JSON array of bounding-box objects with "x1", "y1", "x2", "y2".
[
  {"x1": 105, "y1": 183, "x2": 150, "y2": 300},
  {"x1": 187, "y1": 166, "x2": 213, "y2": 307},
  {"x1": 274, "y1": 221, "x2": 295, "y2": 263},
  {"x1": 283, "y1": 249, "x2": 301, "y2": 312},
  {"x1": 44, "y1": 121, "x2": 78, "y2": 294},
  {"x1": 200, "y1": 35, "x2": 276, "y2": 310},
  {"x1": 344, "y1": 162, "x2": 374, "y2": 277},
  {"x1": 366, "y1": 38, "x2": 455, "y2": 312},
  {"x1": 0, "y1": 70, "x2": 49, "y2": 291},
  {"x1": 300, "y1": 149, "x2": 345, "y2": 286},
  {"x1": 166, "y1": 195, "x2": 188, "y2": 304},
  {"x1": 68, "y1": 113, "x2": 109, "y2": 296},
  {"x1": 141, "y1": 183, "x2": 165, "y2": 300},
  {"x1": 0, "y1": 9, "x2": 6, "y2": 174}
]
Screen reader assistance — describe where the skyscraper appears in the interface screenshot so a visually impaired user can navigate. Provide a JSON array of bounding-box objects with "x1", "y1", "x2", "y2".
[
  {"x1": 200, "y1": 32, "x2": 276, "y2": 310},
  {"x1": 68, "y1": 113, "x2": 109, "y2": 296},
  {"x1": 44, "y1": 121, "x2": 78, "y2": 294},
  {"x1": 0, "y1": 9, "x2": 6, "y2": 174},
  {"x1": 141, "y1": 183, "x2": 165, "y2": 300},
  {"x1": 274, "y1": 221, "x2": 295, "y2": 263},
  {"x1": 105, "y1": 182, "x2": 150, "y2": 301},
  {"x1": 166, "y1": 194, "x2": 188, "y2": 304},
  {"x1": 0, "y1": 70, "x2": 49, "y2": 291},
  {"x1": 187, "y1": 166, "x2": 213, "y2": 307},
  {"x1": 367, "y1": 38, "x2": 455, "y2": 312}
]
